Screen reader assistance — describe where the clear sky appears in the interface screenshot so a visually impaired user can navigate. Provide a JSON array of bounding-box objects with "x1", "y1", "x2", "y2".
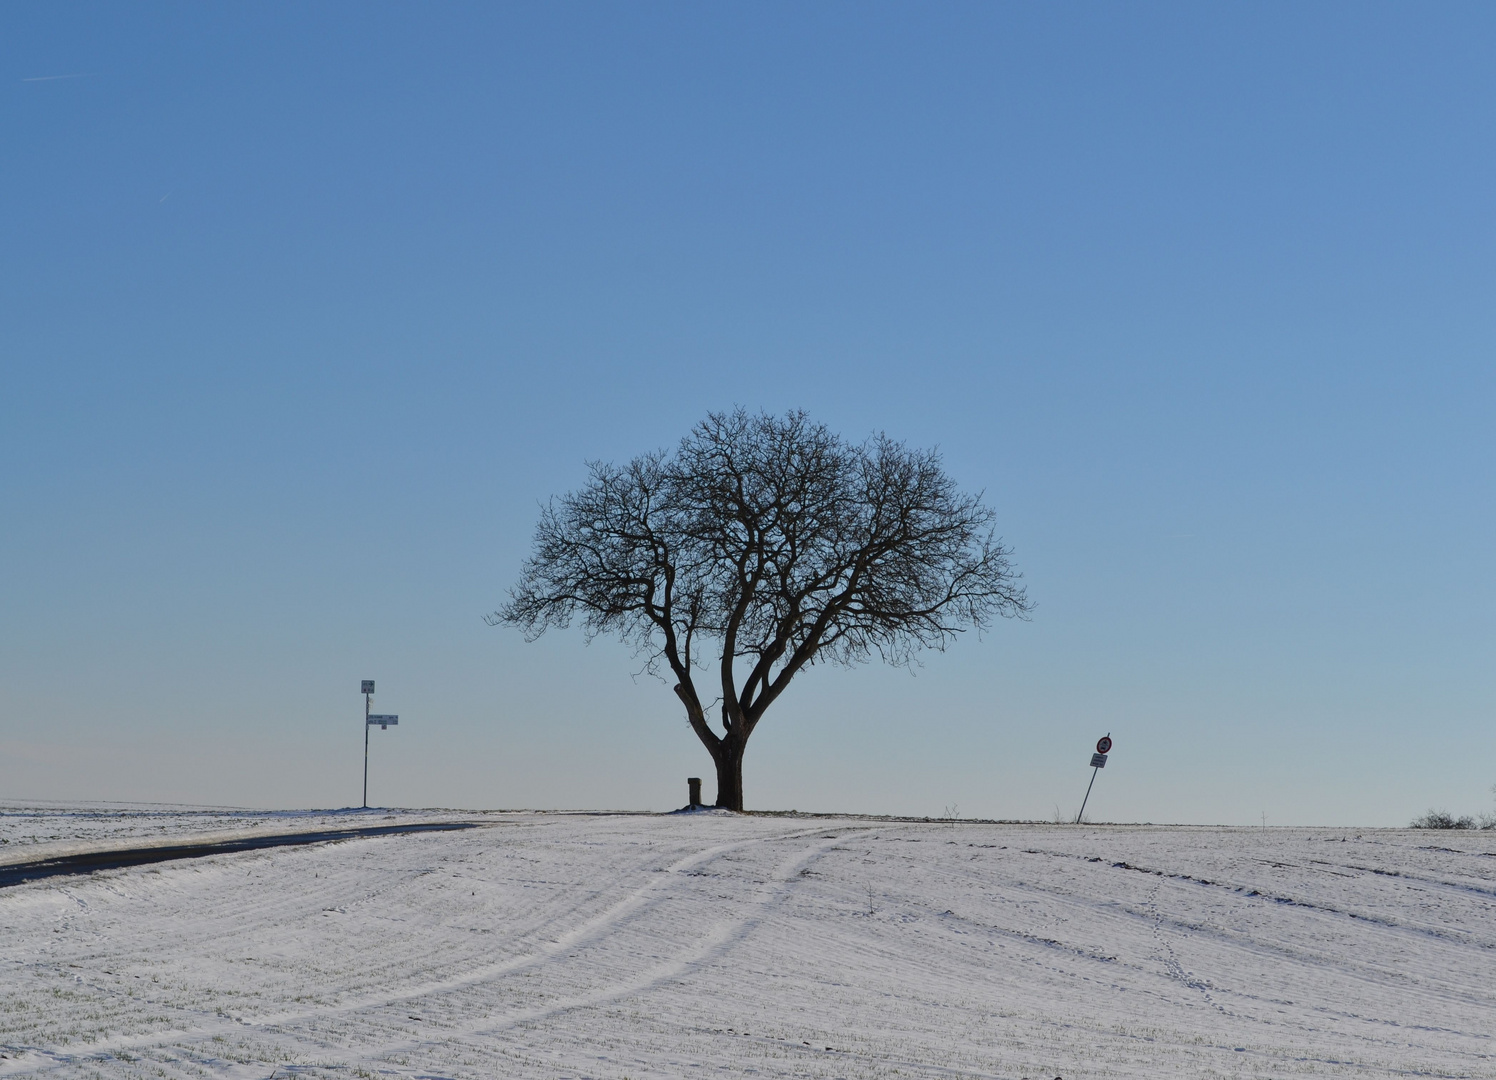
[{"x1": 3, "y1": 3, "x2": 1493, "y2": 825}]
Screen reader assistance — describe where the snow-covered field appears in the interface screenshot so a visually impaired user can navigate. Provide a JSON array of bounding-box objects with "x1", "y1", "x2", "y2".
[{"x1": 2, "y1": 806, "x2": 1493, "y2": 1079}]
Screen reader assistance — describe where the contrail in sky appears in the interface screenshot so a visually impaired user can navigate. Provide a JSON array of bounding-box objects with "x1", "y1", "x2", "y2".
[{"x1": 21, "y1": 73, "x2": 95, "y2": 82}]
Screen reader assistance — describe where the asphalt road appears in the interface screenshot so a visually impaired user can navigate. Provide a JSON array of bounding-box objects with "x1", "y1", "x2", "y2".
[{"x1": 0, "y1": 821, "x2": 482, "y2": 889}]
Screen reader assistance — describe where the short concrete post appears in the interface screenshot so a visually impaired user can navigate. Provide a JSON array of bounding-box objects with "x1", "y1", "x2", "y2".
[{"x1": 687, "y1": 777, "x2": 702, "y2": 808}]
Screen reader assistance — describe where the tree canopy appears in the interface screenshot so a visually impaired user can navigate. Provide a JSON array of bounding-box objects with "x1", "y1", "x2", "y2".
[{"x1": 495, "y1": 408, "x2": 1031, "y2": 810}]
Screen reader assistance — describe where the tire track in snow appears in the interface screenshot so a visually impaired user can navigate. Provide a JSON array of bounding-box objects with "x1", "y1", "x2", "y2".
[
  {"x1": 1, "y1": 823, "x2": 865, "y2": 1074},
  {"x1": 1002, "y1": 843, "x2": 1496, "y2": 1022},
  {"x1": 1005, "y1": 841, "x2": 1496, "y2": 1034},
  {"x1": 350, "y1": 828, "x2": 882, "y2": 1061},
  {"x1": 1018, "y1": 843, "x2": 1496, "y2": 951}
]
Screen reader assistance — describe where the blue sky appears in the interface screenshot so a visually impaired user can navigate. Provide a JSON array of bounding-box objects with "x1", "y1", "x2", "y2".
[{"x1": 3, "y1": 3, "x2": 1493, "y2": 824}]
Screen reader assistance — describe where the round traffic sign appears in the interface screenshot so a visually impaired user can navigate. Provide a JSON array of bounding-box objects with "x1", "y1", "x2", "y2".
[{"x1": 1096, "y1": 736, "x2": 1113, "y2": 755}]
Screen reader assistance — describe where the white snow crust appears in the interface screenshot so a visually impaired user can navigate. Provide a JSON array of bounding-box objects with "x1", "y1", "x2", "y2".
[{"x1": 1, "y1": 808, "x2": 1493, "y2": 1079}]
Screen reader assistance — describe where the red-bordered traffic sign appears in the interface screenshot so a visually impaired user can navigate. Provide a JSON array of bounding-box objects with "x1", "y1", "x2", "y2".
[{"x1": 1096, "y1": 736, "x2": 1113, "y2": 755}]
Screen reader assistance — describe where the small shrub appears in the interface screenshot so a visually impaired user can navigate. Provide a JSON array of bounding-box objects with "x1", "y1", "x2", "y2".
[{"x1": 1410, "y1": 809, "x2": 1476, "y2": 830}]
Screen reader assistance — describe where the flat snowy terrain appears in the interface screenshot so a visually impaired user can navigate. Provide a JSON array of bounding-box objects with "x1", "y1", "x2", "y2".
[{"x1": 2, "y1": 806, "x2": 1493, "y2": 1079}]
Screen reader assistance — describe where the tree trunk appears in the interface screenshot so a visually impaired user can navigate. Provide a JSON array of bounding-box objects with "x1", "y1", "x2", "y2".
[{"x1": 714, "y1": 739, "x2": 745, "y2": 811}]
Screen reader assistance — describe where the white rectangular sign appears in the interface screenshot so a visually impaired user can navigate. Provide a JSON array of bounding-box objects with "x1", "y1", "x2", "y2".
[
  {"x1": 368, "y1": 715, "x2": 398, "y2": 726},
  {"x1": 1090, "y1": 753, "x2": 1107, "y2": 768}
]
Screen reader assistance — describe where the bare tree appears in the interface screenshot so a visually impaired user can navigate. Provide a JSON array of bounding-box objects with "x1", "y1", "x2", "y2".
[{"x1": 494, "y1": 409, "x2": 1031, "y2": 811}]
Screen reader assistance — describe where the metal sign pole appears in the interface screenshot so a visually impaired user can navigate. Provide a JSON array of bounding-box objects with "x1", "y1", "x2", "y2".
[
  {"x1": 361, "y1": 680, "x2": 375, "y2": 809},
  {"x1": 359, "y1": 681, "x2": 400, "y2": 809},
  {"x1": 1075, "y1": 732, "x2": 1112, "y2": 824},
  {"x1": 363, "y1": 687, "x2": 371, "y2": 809},
  {"x1": 1075, "y1": 766, "x2": 1100, "y2": 824}
]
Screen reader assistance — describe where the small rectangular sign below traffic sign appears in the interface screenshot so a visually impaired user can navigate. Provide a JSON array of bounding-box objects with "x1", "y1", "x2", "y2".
[
  {"x1": 368, "y1": 715, "x2": 398, "y2": 726},
  {"x1": 1090, "y1": 753, "x2": 1107, "y2": 768}
]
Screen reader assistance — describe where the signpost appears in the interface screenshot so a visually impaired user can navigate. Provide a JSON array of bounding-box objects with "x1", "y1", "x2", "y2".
[
  {"x1": 362, "y1": 680, "x2": 400, "y2": 809},
  {"x1": 1076, "y1": 733, "x2": 1112, "y2": 824}
]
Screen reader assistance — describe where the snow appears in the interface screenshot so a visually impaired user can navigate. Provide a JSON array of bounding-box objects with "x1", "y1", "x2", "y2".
[
  {"x1": 2, "y1": 808, "x2": 1494, "y2": 1079},
  {"x1": 0, "y1": 802, "x2": 476, "y2": 863}
]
